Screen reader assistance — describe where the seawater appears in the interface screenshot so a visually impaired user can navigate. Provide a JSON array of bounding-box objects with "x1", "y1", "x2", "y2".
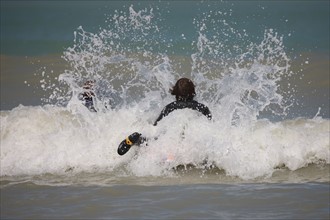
[
  {"x1": 1, "y1": 1, "x2": 329, "y2": 219},
  {"x1": 2, "y1": 183, "x2": 329, "y2": 219}
]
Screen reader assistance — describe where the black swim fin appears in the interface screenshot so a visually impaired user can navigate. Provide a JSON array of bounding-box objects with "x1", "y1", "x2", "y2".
[{"x1": 117, "y1": 132, "x2": 142, "y2": 156}]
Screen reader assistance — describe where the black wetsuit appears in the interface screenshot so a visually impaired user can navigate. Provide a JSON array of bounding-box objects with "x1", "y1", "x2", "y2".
[{"x1": 154, "y1": 99, "x2": 212, "y2": 125}]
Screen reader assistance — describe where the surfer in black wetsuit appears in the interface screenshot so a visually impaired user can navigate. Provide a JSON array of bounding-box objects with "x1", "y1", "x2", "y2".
[
  {"x1": 154, "y1": 77, "x2": 212, "y2": 125},
  {"x1": 118, "y1": 78, "x2": 212, "y2": 155},
  {"x1": 78, "y1": 80, "x2": 97, "y2": 112}
]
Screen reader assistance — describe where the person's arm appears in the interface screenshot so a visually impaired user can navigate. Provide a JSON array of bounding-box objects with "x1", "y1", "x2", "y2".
[
  {"x1": 154, "y1": 108, "x2": 166, "y2": 126},
  {"x1": 194, "y1": 102, "x2": 212, "y2": 120},
  {"x1": 204, "y1": 107, "x2": 212, "y2": 120},
  {"x1": 153, "y1": 102, "x2": 176, "y2": 126}
]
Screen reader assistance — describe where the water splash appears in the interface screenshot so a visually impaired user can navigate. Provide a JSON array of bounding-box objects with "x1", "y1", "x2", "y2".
[
  {"x1": 1, "y1": 5, "x2": 328, "y2": 181},
  {"x1": 43, "y1": 6, "x2": 293, "y2": 122}
]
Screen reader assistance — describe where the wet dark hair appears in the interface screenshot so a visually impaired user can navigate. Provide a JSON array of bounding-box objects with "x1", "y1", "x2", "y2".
[
  {"x1": 83, "y1": 80, "x2": 96, "y2": 89},
  {"x1": 170, "y1": 78, "x2": 196, "y2": 101}
]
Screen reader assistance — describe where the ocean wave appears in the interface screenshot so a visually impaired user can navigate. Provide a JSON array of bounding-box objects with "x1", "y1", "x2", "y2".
[{"x1": 1, "y1": 105, "x2": 328, "y2": 181}]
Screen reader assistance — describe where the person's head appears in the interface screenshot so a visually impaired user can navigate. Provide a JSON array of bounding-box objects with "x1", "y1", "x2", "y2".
[
  {"x1": 83, "y1": 80, "x2": 95, "y2": 89},
  {"x1": 170, "y1": 78, "x2": 196, "y2": 101}
]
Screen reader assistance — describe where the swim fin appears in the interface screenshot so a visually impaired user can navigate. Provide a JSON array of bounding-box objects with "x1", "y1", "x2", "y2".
[{"x1": 117, "y1": 132, "x2": 142, "y2": 156}]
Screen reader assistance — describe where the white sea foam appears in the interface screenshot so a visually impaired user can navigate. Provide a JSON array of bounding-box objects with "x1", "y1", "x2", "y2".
[{"x1": 0, "y1": 104, "x2": 329, "y2": 179}]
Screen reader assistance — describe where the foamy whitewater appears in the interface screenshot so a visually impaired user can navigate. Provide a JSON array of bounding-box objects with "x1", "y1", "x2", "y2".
[{"x1": 1, "y1": 6, "x2": 329, "y2": 183}]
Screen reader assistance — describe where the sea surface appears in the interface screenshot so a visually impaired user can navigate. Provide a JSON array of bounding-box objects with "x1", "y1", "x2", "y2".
[{"x1": 1, "y1": 1, "x2": 329, "y2": 219}]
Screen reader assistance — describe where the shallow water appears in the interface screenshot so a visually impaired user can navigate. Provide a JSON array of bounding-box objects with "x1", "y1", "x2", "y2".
[
  {"x1": 1, "y1": 163, "x2": 329, "y2": 219},
  {"x1": 1, "y1": 182, "x2": 329, "y2": 219}
]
